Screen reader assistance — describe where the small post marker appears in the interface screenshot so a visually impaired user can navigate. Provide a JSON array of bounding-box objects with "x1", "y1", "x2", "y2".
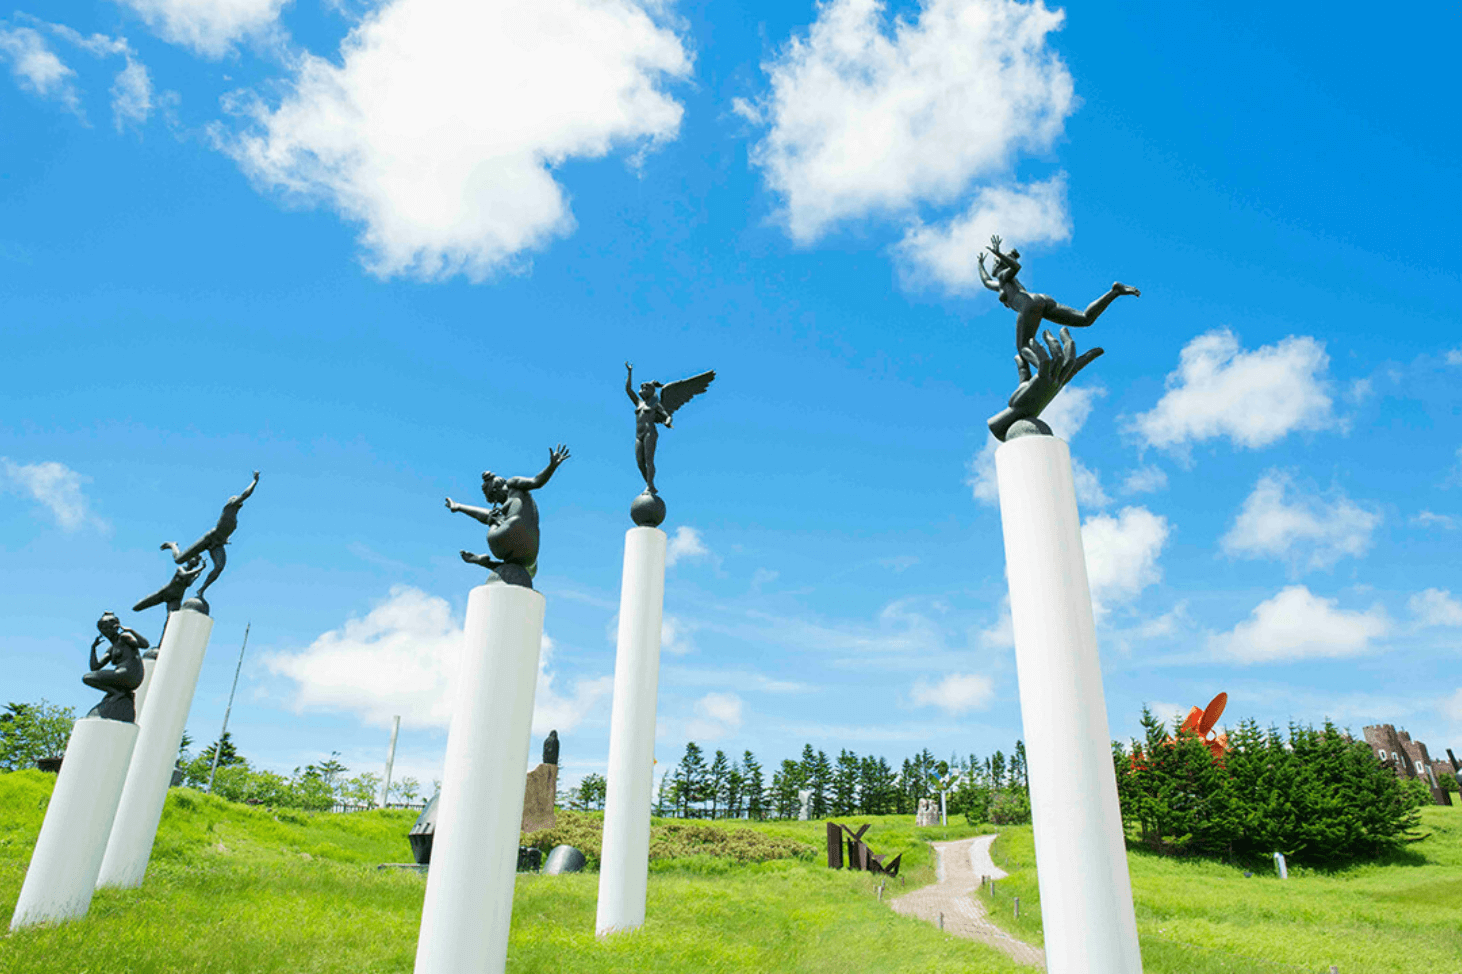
[
  {"x1": 938, "y1": 912, "x2": 944, "y2": 930},
  {"x1": 1014, "y1": 896, "x2": 1020, "y2": 919}
]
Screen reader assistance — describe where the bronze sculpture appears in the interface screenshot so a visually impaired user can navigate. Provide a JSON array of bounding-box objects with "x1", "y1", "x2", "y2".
[
  {"x1": 978, "y1": 236, "x2": 1139, "y2": 440},
  {"x1": 625, "y1": 362, "x2": 715, "y2": 527},
  {"x1": 160, "y1": 470, "x2": 259, "y2": 608},
  {"x1": 446, "y1": 445, "x2": 570, "y2": 588},
  {"x1": 132, "y1": 555, "x2": 207, "y2": 650},
  {"x1": 84, "y1": 612, "x2": 148, "y2": 721}
]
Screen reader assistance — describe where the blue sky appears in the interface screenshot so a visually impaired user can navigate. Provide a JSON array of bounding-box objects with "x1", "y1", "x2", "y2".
[{"x1": 3, "y1": 0, "x2": 1459, "y2": 794}]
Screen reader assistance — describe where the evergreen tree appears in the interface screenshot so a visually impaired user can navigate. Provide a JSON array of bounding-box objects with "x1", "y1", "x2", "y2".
[
  {"x1": 990, "y1": 750, "x2": 1007, "y2": 790},
  {"x1": 707, "y1": 750, "x2": 730, "y2": 819},
  {"x1": 832, "y1": 749, "x2": 860, "y2": 816},
  {"x1": 723, "y1": 761, "x2": 744, "y2": 818},
  {"x1": 676, "y1": 742, "x2": 707, "y2": 818},
  {"x1": 742, "y1": 750, "x2": 766, "y2": 820},
  {"x1": 1011, "y1": 741, "x2": 1028, "y2": 791},
  {"x1": 771, "y1": 758, "x2": 803, "y2": 818},
  {"x1": 810, "y1": 750, "x2": 832, "y2": 819}
]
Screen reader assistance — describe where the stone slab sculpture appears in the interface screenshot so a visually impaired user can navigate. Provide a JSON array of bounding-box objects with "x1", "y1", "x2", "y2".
[
  {"x1": 84, "y1": 612, "x2": 148, "y2": 722},
  {"x1": 159, "y1": 471, "x2": 259, "y2": 612},
  {"x1": 915, "y1": 797, "x2": 940, "y2": 827},
  {"x1": 446, "y1": 446, "x2": 569, "y2": 588},
  {"x1": 625, "y1": 362, "x2": 715, "y2": 527}
]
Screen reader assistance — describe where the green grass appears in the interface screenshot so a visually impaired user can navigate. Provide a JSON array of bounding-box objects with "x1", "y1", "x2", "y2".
[
  {"x1": 0, "y1": 773, "x2": 1020, "y2": 974},
  {"x1": 978, "y1": 805, "x2": 1462, "y2": 973}
]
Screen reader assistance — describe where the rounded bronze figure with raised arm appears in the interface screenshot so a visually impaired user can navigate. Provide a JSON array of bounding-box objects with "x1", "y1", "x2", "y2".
[
  {"x1": 977, "y1": 234, "x2": 1139, "y2": 382},
  {"x1": 160, "y1": 470, "x2": 259, "y2": 609},
  {"x1": 625, "y1": 361, "x2": 715, "y2": 527},
  {"x1": 446, "y1": 445, "x2": 570, "y2": 589},
  {"x1": 84, "y1": 612, "x2": 148, "y2": 722}
]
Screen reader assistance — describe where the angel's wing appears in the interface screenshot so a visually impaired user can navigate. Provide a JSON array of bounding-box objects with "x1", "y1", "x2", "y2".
[{"x1": 659, "y1": 369, "x2": 715, "y2": 417}]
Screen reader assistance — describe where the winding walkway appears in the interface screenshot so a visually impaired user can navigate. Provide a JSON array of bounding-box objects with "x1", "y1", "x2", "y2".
[{"x1": 888, "y1": 835, "x2": 1046, "y2": 969}]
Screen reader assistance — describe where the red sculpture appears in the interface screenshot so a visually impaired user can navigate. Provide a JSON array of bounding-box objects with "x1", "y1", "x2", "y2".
[{"x1": 1179, "y1": 692, "x2": 1230, "y2": 761}]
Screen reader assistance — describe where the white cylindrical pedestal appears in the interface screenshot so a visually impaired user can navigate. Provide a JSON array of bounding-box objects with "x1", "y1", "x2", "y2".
[
  {"x1": 596, "y1": 527, "x2": 668, "y2": 937},
  {"x1": 994, "y1": 435, "x2": 1142, "y2": 974},
  {"x1": 133, "y1": 654, "x2": 158, "y2": 717},
  {"x1": 10, "y1": 717, "x2": 138, "y2": 929},
  {"x1": 97, "y1": 605, "x2": 213, "y2": 890},
  {"x1": 414, "y1": 583, "x2": 546, "y2": 974}
]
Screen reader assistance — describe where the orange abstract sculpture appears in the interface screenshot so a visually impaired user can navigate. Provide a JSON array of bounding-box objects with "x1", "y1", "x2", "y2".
[{"x1": 1179, "y1": 692, "x2": 1230, "y2": 761}]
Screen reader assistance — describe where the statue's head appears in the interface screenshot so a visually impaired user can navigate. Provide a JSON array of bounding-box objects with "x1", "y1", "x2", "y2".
[
  {"x1": 97, "y1": 612, "x2": 120, "y2": 637},
  {"x1": 480, "y1": 471, "x2": 508, "y2": 503},
  {"x1": 640, "y1": 381, "x2": 662, "y2": 399},
  {"x1": 1009, "y1": 247, "x2": 1021, "y2": 260},
  {"x1": 183, "y1": 555, "x2": 204, "y2": 571}
]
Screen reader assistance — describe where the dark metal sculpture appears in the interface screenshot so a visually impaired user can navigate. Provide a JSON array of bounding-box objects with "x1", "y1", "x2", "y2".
[
  {"x1": 160, "y1": 471, "x2": 259, "y2": 609},
  {"x1": 977, "y1": 235, "x2": 1139, "y2": 441},
  {"x1": 542, "y1": 729, "x2": 559, "y2": 766},
  {"x1": 826, "y1": 822, "x2": 903, "y2": 877},
  {"x1": 446, "y1": 446, "x2": 569, "y2": 589},
  {"x1": 625, "y1": 362, "x2": 714, "y2": 527},
  {"x1": 132, "y1": 554, "x2": 207, "y2": 651},
  {"x1": 84, "y1": 612, "x2": 148, "y2": 722}
]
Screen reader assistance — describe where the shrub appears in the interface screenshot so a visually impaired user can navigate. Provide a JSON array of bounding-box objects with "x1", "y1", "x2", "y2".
[
  {"x1": 521, "y1": 810, "x2": 814, "y2": 870},
  {"x1": 987, "y1": 789, "x2": 1031, "y2": 826}
]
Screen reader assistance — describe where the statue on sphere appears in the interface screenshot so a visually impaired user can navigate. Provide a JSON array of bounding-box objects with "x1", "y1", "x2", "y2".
[
  {"x1": 625, "y1": 362, "x2": 715, "y2": 527},
  {"x1": 446, "y1": 445, "x2": 570, "y2": 588}
]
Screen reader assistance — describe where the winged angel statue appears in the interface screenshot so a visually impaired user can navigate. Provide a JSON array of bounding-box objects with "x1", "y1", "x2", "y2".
[{"x1": 626, "y1": 362, "x2": 715, "y2": 495}]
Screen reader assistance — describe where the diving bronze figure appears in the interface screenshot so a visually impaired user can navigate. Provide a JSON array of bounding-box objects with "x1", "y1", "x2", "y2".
[
  {"x1": 446, "y1": 445, "x2": 570, "y2": 589},
  {"x1": 160, "y1": 470, "x2": 259, "y2": 608}
]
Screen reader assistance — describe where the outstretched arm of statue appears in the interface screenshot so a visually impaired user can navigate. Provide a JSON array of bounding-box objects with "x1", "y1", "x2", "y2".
[
  {"x1": 445, "y1": 497, "x2": 497, "y2": 525},
  {"x1": 522, "y1": 444, "x2": 571, "y2": 490},
  {"x1": 625, "y1": 363, "x2": 639, "y2": 404},
  {"x1": 977, "y1": 254, "x2": 1001, "y2": 292},
  {"x1": 238, "y1": 471, "x2": 260, "y2": 502}
]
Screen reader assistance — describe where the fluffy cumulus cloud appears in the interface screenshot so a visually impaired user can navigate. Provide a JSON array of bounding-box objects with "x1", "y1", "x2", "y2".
[
  {"x1": 265, "y1": 586, "x2": 610, "y2": 734},
  {"x1": 665, "y1": 525, "x2": 710, "y2": 567},
  {"x1": 0, "y1": 23, "x2": 81, "y2": 112},
  {"x1": 684, "y1": 691, "x2": 744, "y2": 740},
  {"x1": 1081, "y1": 506, "x2": 1169, "y2": 617},
  {"x1": 740, "y1": 0, "x2": 1074, "y2": 288},
  {"x1": 1122, "y1": 465, "x2": 1167, "y2": 495},
  {"x1": 1409, "y1": 588, "x2": 1462, "y2": 628},
  {"x1": 1209, "y1": 585, "x2": 1389, "y2": 663},
  {"x1": 1, "y1": 458, "x2": 101, "y2": 531},
  {"x1": 910, "y1": 672, "x2": 994, "y2": 714},
  {"x1": 969, "y1": 384, "x2": 1104, "y2": 506},
  {"x1": 113, "y1": 0, "x2": 289, "y2": 57},
  {"x1": 110, "y1": 57, "x2": 152, "y2": 129},
  {"x1": 222, "y1": 0, "x2": 691, "y2": 281},
  {"x1": 1134, "y1": 329, "x2": 1335, "y2": 454},
  {"x1": 1220, "y1": 471, "x2": 1380, "y2": 571}
]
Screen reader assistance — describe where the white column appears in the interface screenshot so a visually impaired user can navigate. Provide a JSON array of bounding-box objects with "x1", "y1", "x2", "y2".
[
  {"x1": 595, "y1": 527, "x2": 667, "y2": 937},
  {"x1": 10, "y1": 717, "x2": 138, "y2": 929},
  {"x1": 414, "y1": 583, "x2": 546, "y2": 974},
  {"x1": 133, "y1": 655, "x2": 158, "y2": 717},
  {"x1": 97, "y1": 605, "x2": 213, "y2": 890},
  {"x1": 994, "y1": 435, "x2": 1142, "y2": 974}
]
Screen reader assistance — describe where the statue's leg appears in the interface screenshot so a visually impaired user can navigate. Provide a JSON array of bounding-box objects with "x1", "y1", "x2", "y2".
[
  {"x1": 1014, "y1": 305, "x2": 1046, "y2": 382},
  {"x1": 172, "y1": 532, "x2": 215, "y2": 564},
  {"x1": 132, "y1": 589, "x2": 168, "y2": 613},
  {"x1": 195, "y1": 545, "x2": 226, "y2": 596},
  {"x1": 635, "y1": 438, "x2": 649, "y2": 485},
  {"x1": 644, "y1": 427, "x2": 658, "y2": 493},
  {"x1": 1044, "y1": 285, "x2": 1138, "y2": 329}
]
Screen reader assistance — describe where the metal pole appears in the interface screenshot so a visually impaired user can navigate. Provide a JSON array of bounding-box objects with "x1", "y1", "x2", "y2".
[
  {"x1": 381, "y1": 715, "x2": 401, "y2": 808},
  {"x1": 206, "y1": 623, "x2": 249, "y2": 795}
]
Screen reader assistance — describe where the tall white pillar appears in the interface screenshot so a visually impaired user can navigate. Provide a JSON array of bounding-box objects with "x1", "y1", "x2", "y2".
[
  {"x1": 596, "y1": 527, "x2": 667, "y2": 937},
  {"x1": 414, "y1": 583, "x2": 546, "y2": 974},
  {"x1": 10, "y1": 717, "x2": 138, "y2": 929},
  {"x1": 133, "y1": 655, "x2": 158, "y2": 717},
  {"x1": 994, "y1": 435, "x2": 1142, "y2": 974},
  {"x1": 97, "y1": 604, "x2": 213, "y2": 889}
]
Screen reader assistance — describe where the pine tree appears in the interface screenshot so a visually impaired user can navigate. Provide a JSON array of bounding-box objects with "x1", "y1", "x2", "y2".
[
  {"x1": 677, "y1": 742, "x2": 707, "y2": 818},
  {"x1": 832, "y1": 749, "x2": 860, "y2": 816},
  {"x1": 810, "y1": 750, "x2": 832, "y2": 819},
  {"x1": 723, "y1": 761, "x2": 744, "y2": 819},
  {"x1": 707, "y1": 749, "x2": 730, "y2": 820},
  {"x1": 742, "y1": 750, "x2": 766, "y2": 820}
]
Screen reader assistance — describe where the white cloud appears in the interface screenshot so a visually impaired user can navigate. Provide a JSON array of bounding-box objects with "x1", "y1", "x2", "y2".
[
  {"x1": 684, "y1": 691, "x2": 744, "y2": 741},
  {"x1": 740, "y1": 0, "x2": 1074, "y2": 272},
  {"x1": 977, "y1": 600, "x2": 1013, "y2": 649},
  {"x1": 1081, "y1": 506, "x2": 1169, "y2": 617},
  {"x1": 897, "y1": 175, "x2": 1070, "y2": 292},
  {"x1": 1220, "y1": 471, "x2": 1379, "y2": 571},
  {"x1": 1413, "y1": 511, "x2": 1460, "y2": 530},
  {"x1": 111, "y1": 58, "x2": 152, "y2": 129},
  {"x1": 221, "y1": 0, "x2": 690, "y2": 281},
  {"x1": 1, "y1": 458, "x2": 100, "y2": 531},
  {"x1": 666, "y1": 525, "x2": 709, "y2": 567},
  {"x1": 1148, "y1": 701, "x2": 1185, "y2": 727},
  {"x1": 265, "y1": 586, "x2": 610, "y2": 735},
  {"x1": 1209, "y1": 585, "x2": 1389, "y2": 663},
  {"x1": 910, "y1": 672, "x2": 994, "y2": 714},
  {"x1": 659, "y1": 613, "x2": 695, "y2": 655},
  {"x1": 969, "y1": 384, "x2": 1104, "y2": 506},
  {"x1": 1122, "y1": 465, "x2": 1167, "y2": 495},
  {"x1": 0, "y1": 24, "x2": 81, "y2": 112},
  {"x1": 1445, "y1": 688, "x2": 1462, "y2": 721},
  {"x1": 1133, "y1": 328, "x2": 1335, "y2": 454},
  {"x1": 1446, "y1": 347, "x2": 1462, "y2": 367},
  {"x1": 1409, "y1": 589, "x2": 1462, "y2": 628},
  {"x1": 113, "y1": 0, "x2": 289, "y2": 58}
]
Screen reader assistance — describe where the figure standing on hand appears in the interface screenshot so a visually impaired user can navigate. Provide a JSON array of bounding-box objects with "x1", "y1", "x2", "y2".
[{"x1": 160, "y1": 470, "x2": 259, "y2": 607}]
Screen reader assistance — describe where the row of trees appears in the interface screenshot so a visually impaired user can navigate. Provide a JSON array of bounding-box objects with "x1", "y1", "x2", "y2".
[
  {"x1": 1116, "y1": 709, "x2": 1431, "y2": 865},
  {"x1": 605, "y1": 741, "x2": 1031, "y2": 823}
]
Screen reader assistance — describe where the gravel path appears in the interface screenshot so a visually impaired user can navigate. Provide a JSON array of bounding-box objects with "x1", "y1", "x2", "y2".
[{"x1": 888, "y1": 835, "x2": 1046, "y2": 969}]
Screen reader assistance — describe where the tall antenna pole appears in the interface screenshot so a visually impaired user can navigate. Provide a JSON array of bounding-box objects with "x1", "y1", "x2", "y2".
[
  {"x1": 380, "y1": 714, "x2": 401, "y2": 808},
  {"x1": 207, "y1": 622, "x2": 250, "y2": 795}
]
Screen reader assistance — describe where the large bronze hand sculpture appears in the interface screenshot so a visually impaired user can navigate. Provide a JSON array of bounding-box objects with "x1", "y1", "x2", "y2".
[
  {"x1": 988, "y1": 328, "x2": 1102, "y2": 440},
  {"x1": 446, "y1": 445, "x2": 569, "y2": 589}
]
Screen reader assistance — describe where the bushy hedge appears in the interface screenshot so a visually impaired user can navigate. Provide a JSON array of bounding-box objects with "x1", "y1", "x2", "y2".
[
  {"x1": 1114, "y1": 710, "x2": 1427, "y2": 866},
  {"x1": 522, "y1": 810, "x2": 813, "y2": 869}
]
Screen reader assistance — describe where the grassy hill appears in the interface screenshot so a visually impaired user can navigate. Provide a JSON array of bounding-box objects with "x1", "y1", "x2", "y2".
[{"x1": 1, "y1": 770, "x2": 1457, "y2": 973}]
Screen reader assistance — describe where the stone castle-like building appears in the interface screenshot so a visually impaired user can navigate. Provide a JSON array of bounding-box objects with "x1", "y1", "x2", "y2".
[{"x1": 1362, "y1": 724, "x2": 1457, "y2": 805}]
